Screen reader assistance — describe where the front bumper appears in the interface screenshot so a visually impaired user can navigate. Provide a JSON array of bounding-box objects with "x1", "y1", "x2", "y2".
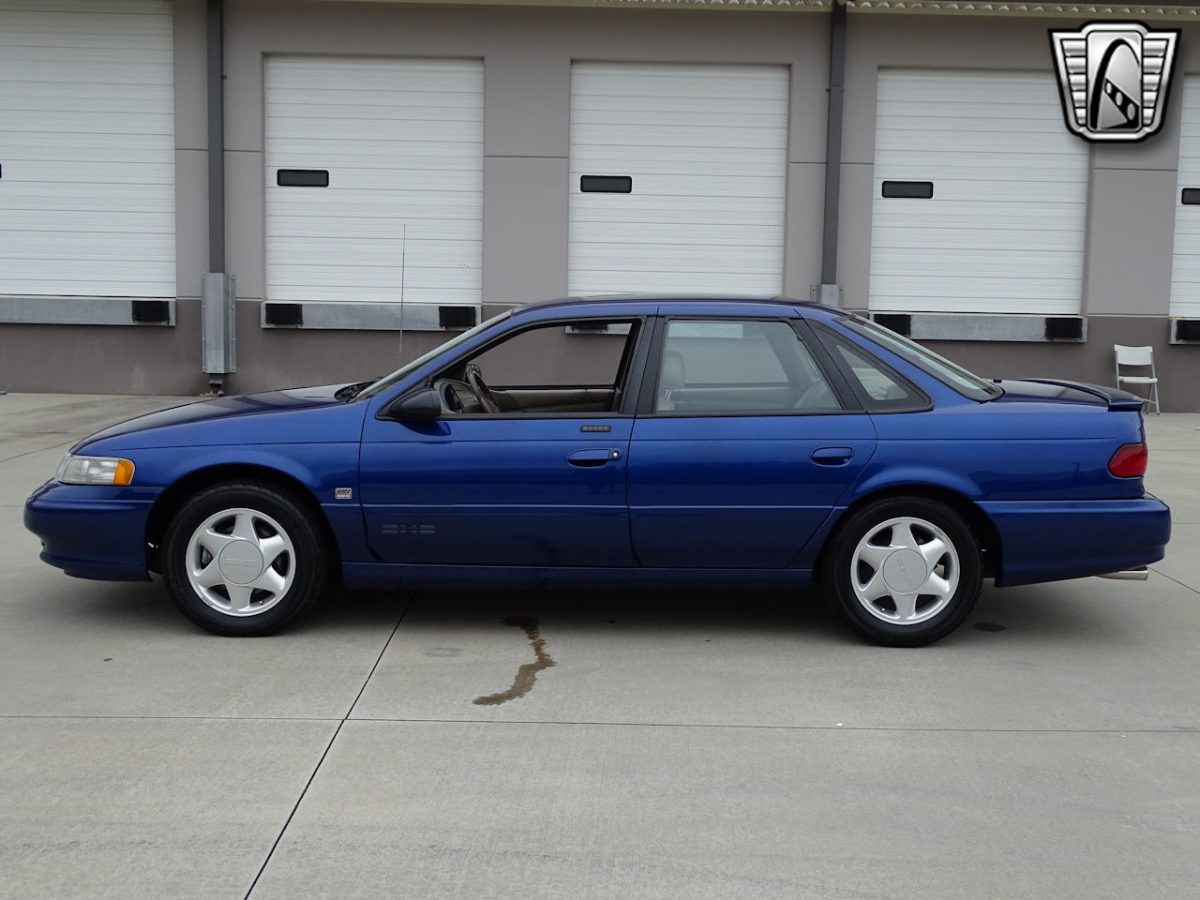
[
  {"x1": 24, "y1": 480, "x2": 155, "y2": 581},
  {"x1": 979, "y1": 496, "x2": 1171, "y2": 587}
]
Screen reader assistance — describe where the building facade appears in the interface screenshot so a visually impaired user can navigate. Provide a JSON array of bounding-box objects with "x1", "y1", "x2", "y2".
[{"x1": 1, "y1": 0, "x2": 1199, "y2": 408}]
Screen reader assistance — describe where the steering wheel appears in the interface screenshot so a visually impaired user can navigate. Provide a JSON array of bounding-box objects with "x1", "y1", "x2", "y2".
[{"x1": 464, "y1": 363, "x2": 501, "y2": 413}]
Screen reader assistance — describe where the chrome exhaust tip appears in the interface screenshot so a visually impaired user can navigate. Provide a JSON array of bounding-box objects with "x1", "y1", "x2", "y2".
[{"x1": 1098, "y1": 567, "x2": 1150, "y2": 581}]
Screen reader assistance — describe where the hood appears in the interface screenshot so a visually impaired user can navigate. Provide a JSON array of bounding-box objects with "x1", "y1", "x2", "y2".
[
  {"x1": 994, "y1": 379, "x2": 1146, "y2": 412},
  {"x1": 77, "y1": 383, "x2": 369, "y2": 452}
]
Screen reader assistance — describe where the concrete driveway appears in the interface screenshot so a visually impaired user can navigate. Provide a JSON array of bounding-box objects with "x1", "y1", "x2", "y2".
[{"x1": 1, "y1": 393, "x2": 1198, "y2": 899}]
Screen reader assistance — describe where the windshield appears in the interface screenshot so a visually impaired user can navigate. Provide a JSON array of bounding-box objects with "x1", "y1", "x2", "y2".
[
  {"x1": 841, "y1": 315, "x2": 1002, "y2": 401},
  {"x1": 356, "y1": 310, "x2": 512, "y2": 400}
]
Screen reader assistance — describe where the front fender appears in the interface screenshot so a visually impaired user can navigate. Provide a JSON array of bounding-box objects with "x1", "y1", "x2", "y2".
[
  {"x1": 129, "y1": 444, "x2": 359, "y2": 498},
  {"x1": 129, "y1": 443, "x2": 372, "y2": 566}
]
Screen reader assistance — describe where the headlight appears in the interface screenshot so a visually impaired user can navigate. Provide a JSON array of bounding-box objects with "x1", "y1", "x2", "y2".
[{"x1": 55, "y1": 454, "x2": 136, "y2": 486}]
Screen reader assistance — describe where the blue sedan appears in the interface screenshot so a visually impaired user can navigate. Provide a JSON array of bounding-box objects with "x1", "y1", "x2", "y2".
[{"x1": 25, "y1": 296, "x2": 1170, "y2": 646}]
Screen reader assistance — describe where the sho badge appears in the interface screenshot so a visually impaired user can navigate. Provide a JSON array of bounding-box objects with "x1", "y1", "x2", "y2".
[{"x1": 1050, "y1": 22, "x2": 1179, "y2": 143}]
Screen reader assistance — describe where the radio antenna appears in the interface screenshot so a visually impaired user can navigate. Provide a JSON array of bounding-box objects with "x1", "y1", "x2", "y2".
[{"x1": 398, "y1": 223, "x2": 407, "y2": 362}]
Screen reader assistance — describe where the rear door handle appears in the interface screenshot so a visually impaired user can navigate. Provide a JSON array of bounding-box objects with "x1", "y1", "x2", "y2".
[
  {"x1": 811, "y1": 446, "x2": 853, "y2": 465},
  {"x1": 568, "y1": 448, "x2": 622, "y2": 467}
]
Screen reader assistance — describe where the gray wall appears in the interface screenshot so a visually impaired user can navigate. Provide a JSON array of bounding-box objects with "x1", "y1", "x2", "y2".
[
  {"x1": 213, "y1": 0, "x2": 828, "y2": 394},
  {"x1": 1, "y1": 3, "x2": 1197, "y2": 408},
  {"x1": 837, "y1": 15, "x2": 1200, "y2": 409}
]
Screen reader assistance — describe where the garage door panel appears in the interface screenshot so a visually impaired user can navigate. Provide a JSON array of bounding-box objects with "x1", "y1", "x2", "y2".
[
  {"x1": 869, "y1": 69, "x2": 1087, "y2": 316},
  {"x1": 873, "y1": 226, "x2": 1083, "y2": 252},
  {"x1": 1170, "y1": 76, "x2": 1200, "y2": 318},
  {"x1": 871, "y1": 249, "x2": 1085, "y2": 278},
  {"x1": 875, "y1": 131, "x2": 1079, "y2": 155},
  {"x1": 270, "y1": 243, "x2": 482, "y2": 269},
  {"x1": 0, "y1": 0, "x2": 175, "y2": 298},
  {"x1": 571, "y1": 125, "x2": 785, "y2": 152},
  {"x1": 270, "y1": 283, "x2": 478, "y2": 304},
  {"x1": 568, "y1": 62, "x2": 788, "y2": 296},
  {"x1": 265, "y1": 56, "x2": 483, "y2": 306}
]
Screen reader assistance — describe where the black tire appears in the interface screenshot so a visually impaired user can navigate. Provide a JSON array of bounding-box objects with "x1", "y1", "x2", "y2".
[
  {"x1": 821, "y1": 496, "x2": 982, "y2": 647},
  {"x1": 162, "y1": 481, "x2": 329, "y2": 636}
]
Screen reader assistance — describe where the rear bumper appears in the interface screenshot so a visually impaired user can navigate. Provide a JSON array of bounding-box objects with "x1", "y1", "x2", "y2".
[
  {"x1": 24, "y1": 481, "x2": 153, "y2": 582},
  {"x1": 980, "y1": 496, "x2": 1170, "y2": 587}
]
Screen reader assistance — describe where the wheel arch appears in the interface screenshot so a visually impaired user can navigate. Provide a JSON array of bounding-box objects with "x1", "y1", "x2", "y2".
[
  {"x1": 145, "y1": 463, "x2": 341, "y2": 574},
  {"x1": 822, "y1": 483, "x2": 1002, "y2": 579}
]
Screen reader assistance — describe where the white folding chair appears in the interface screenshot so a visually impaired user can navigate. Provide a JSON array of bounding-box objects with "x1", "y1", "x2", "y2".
[{"x1": 1114, "y1": 345, "x2": 1161, "y2": 415}]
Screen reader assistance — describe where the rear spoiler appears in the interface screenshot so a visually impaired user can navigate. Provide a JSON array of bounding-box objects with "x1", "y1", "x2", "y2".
[{"x1": 1022, "y1": 379, "x2": 1146, "y2": 412}]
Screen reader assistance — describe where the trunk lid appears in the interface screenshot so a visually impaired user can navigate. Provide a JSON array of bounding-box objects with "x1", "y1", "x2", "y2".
[{"x1": 995, "y1": 379, "x2": 1146, "y2": 412}]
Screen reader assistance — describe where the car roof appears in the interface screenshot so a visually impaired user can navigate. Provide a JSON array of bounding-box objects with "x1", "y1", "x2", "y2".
[{"x1": 520, "y1": 293, "x2": 843, "y2": 315}]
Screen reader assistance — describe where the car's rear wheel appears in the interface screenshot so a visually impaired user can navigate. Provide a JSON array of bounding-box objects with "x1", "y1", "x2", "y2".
[
  {"x1": 162, "y1": 482, "x2": 328, "y2": 636},
  {"x1": 822, "y1": 497, "x2": 982, "y2": 647}
]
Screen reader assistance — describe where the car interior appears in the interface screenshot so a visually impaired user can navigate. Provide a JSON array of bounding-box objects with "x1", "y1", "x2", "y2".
[
  {"x1": 432, "y1": 319, "x2": 640, "y2": 415},
  {"x1": 430, "y1": 316, "x2": 845, "y2": 417}
]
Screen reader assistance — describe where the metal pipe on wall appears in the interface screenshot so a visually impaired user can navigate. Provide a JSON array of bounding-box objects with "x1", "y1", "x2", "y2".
[
  {"x1": 817, "y1": 0, "x2": 847, "y2": 304},
  {"x1": 206, "y1": 0, "x2": 225, "y2": 274},
  {"x1": 202, "y1": 0, "x2": 235, "y2": 389}
]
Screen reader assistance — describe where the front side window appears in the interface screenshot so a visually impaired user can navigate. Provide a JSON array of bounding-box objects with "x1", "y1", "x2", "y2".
[
  {"x1": 654, "y1": 319, "x2": 841, "y2": 414},
  {"x1": 358, "y1": 311, "x2": 511, "y2": 400},
  {"x1": 434, "y1": 319, "x2": 639, "y2": 415}
]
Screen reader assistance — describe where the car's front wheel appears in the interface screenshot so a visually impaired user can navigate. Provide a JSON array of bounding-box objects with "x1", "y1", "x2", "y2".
[
  {"x1": 823, "y1": 497, "x2": 982, "y2": 647},
  {"x1": 162, "y1": 482, "x2": 328, "y2": 636}
]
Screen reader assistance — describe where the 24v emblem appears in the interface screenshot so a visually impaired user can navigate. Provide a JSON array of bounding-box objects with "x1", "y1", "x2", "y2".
[{"x1": 1050, "y1": 22, "x2": 1179, "y2": 143}]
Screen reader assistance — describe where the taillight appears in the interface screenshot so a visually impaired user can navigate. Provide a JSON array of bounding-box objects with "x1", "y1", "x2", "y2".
[{"x1": 1108, "y1": 442, "x2": 1148, "y2": 478}]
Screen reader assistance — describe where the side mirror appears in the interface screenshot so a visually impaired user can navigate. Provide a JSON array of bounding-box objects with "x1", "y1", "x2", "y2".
[{"x1": 390, "y1": 387, "x2": 442, "y2": 421}]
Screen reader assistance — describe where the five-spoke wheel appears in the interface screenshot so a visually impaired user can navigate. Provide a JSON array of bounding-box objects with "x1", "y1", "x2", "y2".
[
  {"x1": 185, "y1": 507, "x2": 296, "y2": 617},
  {"x1": 163, "y1": 482, "x2": 328, "y2": 636},
  {"x1": 824, "y1": 497, "x2": 981, "y2": 647}
]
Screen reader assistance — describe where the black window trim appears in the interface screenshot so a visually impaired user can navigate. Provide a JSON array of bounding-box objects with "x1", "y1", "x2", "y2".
[
  {"x1": 381, "y1": 313, "x2": 651, "y2": 421},
  {"x1": 809, "y1": 321, "x2": 933, "y2": 414},
  {"x1": 634, "y1": 314, "x2": 862, "y2": 419}
]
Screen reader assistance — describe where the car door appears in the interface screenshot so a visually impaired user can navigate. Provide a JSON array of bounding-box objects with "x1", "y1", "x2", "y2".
[
  {"x1": 358, "y1": 313, "x2": 649, "y2": 567},
  {"x1": 627, "y1": 311, "x2": 877, "y2": 569}
]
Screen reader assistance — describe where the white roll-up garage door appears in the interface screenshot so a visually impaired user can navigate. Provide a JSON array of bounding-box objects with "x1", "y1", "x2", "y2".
[
  {"x1": 568, "y1": 63, "x2": 789, "y2": 296},
  {"x1": 1170, "y1": 75, "x2": 1200, "y2": 318},
  {"x1": 0, "y1": 0, "x2": 175, "y2": 298},
  {"x1": 869, "y1": 70, "x2": 1088, "y2": 315},
  {"x1": 265, "y1": 57, "x2": 484, "y2": 306}
]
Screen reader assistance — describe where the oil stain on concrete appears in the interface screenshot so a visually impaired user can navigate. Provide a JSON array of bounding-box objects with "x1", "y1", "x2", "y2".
[{"x1": 473, "y1": 615, "x2": 556, "y2": 706}]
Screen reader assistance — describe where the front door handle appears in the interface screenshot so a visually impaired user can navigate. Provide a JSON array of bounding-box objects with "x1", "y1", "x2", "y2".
[
  {"x1": 811, "y1": 446, "x2": 853, "y2": 465},
  {"x1": 568, "y1": 448, "x2": 622, "y2": 467}
]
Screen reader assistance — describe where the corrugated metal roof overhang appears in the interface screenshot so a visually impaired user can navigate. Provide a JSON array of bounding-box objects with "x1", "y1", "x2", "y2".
[{"x1": 322, "y1": 0, "x2": 1200, "y2": 19}]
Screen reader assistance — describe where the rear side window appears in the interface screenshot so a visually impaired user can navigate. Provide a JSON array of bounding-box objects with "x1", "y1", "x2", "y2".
[
  {"x1": 825, "y1": 334, "x2": 928, "y2": 412},
  {"x1": 654, "y1": 319, "x2": 842, "y2": 414}
]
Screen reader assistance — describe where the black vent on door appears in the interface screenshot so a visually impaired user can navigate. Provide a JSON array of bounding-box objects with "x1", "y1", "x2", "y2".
[
  {"x1": 131, "y1": 300, "x2": 170, "y2": 324},
  {"x1": 881, "y1": 181, "x2": 934, "y2": 199},
  {"x1": 873, "y1": 313, "x2": 912, "y2": 337},
  {"x1": 580, "y1": 175, "x2": 633, "y2": 193},
  {"x1": 1175, "y1": 319, "x2": 1200, "y2": 342},
  {"x1": 264, "y1": 303, "x2": 304, "y2": 326},
  {"x1": 276, "y1": 169, "x2": 329, "y2": 187},
  {"x1": 439, "y1": 306, "x2": 477, "y2": 329},
  {"x1": 1044, "y1": 317, "x2": 1084, "y2": 341}
]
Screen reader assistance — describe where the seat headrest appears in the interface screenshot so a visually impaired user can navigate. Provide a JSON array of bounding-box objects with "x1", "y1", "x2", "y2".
[{"x1": 660, "y1": 350, "x2": 686, "y2": 391}]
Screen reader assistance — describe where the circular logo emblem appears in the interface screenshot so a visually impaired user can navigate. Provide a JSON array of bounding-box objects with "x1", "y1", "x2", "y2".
[
  {"x1": 882, "y1": 549, "x2": 927, "y2": 594},
  {"x1": 218, "y1": 540, "x2": 264, "y2": 585}
]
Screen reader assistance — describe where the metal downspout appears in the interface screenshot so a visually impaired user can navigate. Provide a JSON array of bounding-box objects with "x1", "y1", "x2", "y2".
[
  {"x1": 817, "y1": 0, "x2": 847, "y2": 306},
  {"x1": 202, "y1": 0, "x2": 235, "y2": 392},
  {"x1": 206, "y1": 0, "x2": 225, "y2": 275}
]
